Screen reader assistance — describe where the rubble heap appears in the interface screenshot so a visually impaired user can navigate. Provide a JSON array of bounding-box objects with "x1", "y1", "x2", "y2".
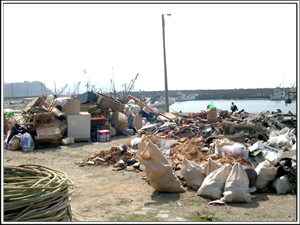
[{"x1": 3, "y1": 91, "x2": 297, "y2": 198}]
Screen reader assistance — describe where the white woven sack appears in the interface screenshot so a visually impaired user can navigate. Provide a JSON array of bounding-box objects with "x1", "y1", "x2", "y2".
[
  {"x1": 221, "y1": 162, "x2": 251, "y2": 203},
  {"x1": 135, "y1": 136, "x2": 185, "y2": 193},
  {"x1": 202, "y1": 158, "x2": 222, "y2": 176},
  {"x1": 181, "y1": 157, "x2": 206, "y2": 191},
  {"x1": 196, "y1": 164, "x2": 232, "y2": 199},
  {"x1": 255, "y1": 160, "x2": 277, "y2": 190}
]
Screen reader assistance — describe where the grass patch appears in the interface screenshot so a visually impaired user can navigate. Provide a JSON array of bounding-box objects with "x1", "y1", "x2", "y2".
[{"x1": 186, "y1": 210, "x2": 222, "y2": 222}]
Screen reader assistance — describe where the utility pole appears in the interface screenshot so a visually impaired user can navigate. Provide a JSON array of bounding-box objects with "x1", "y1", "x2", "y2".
[{"x1": 162, "y1": 14, "x2": 171, "y2": 112}]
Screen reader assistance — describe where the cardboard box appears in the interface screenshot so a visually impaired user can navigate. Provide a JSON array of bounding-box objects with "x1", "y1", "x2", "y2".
[
  {"x1": 111, "y1": 112, "x2": 128, "y2": 134},
  {"x1": 207, "y1": 108, "x2": 218, "y2": 123},
  {"x1": 248, "y1": 141, "x2": 283, "y2": 154},
  {"x1": 64, "y1": 99, "x2": 80, "y2": 115},
  {"x1": 97, "y1": 95, "x2": 125, "y2": 112},
  {"x1": 132, "y1": 115, "x2": 143, "y2": 130}
]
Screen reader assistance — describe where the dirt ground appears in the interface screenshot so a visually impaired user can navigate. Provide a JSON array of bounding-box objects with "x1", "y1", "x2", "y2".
[{"x1": 3, "y1": 135, "x2": 298, "y2": 223}]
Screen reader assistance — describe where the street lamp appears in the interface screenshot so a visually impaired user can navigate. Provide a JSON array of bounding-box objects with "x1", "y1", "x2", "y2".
[{"x1": 162, "y1": 13, "x2": 171, "y2": 112}]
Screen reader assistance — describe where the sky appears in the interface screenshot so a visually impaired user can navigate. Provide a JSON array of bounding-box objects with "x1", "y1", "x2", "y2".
[{"x1": 2, "y1": 1, "x2": 298, "y2": 94}]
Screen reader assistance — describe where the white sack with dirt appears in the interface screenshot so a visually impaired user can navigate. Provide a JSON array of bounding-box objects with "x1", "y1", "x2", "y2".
[
  {"x1": 255, "y1": 160, "x2": 277, "y2": 191},
  {"x1": 196, "y1": 164, "x2": 232, "y2": 199},
  {"x1": 201, "y1": 157, "x2": 222, "y2": 176},
  {"x1": 135, "y1": 136, "x2": 185, "y2": 193},
  {"x1": 181, "y1": 157, "x2": 206, "y2": 191},
  {"x1": 221, "y1": 162, "x2": 252, "y2": 203}
]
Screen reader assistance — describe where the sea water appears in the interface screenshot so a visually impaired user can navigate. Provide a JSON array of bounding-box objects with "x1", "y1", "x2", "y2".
[{"x1": 169, "y1": 99, "x2": 297, "y2": 114}]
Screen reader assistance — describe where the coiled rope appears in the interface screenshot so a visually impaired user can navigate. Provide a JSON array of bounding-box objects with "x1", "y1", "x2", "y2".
[{"x1": 4, "y1": 164, "x2": 74, "y2": 222}]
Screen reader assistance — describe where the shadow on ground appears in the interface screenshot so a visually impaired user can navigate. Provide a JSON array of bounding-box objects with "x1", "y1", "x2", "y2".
[{"x1": 144, "y1": 191, "x2": 182, "y2": 206}]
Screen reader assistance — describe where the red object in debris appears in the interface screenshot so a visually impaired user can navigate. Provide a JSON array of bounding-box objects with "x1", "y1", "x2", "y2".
[{"x1": 97, "y1": 129, "x2": 110, "y2": 142}]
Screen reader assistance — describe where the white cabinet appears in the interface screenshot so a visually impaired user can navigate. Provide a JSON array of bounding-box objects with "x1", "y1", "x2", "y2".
[{"x1": 67, "y1": 112, "x2": 91, "y2": 141}]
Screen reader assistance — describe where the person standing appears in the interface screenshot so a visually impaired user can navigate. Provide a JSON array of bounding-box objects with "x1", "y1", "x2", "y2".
[{"x1": 230, "y1": 102, "x2": 238, "y2": 113}]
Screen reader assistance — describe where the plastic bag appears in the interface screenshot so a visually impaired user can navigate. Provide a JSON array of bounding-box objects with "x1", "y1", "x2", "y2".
[
  {"x1": 5, "y1": 111, "x2": 14, "y2": 119},
  {"x1": 214, "y1": 138, "x2": 248, "y2": 159},
  {"x1": 255, "y1": 160, "x2": 277, "y2": 191},
  {"x1": 271, "y1": 175, "x2": 296, "y2": 194},
  {"x1": 268, "y1": 134, "x2": 293, "y2": 148},
  {"x1": 7, "y1": 123, "x2": 30, "y2": 144},
  {"x1": 221, "y1": 142, "x2": 249, "y2": 159},
  {"x1": 21, "y1": 132, "x2": 35, "y2": 151},
  {"x1": 181, "y1": 157, "x2": 206, "y2": 191},
  {"x1": 61, "y1": 137, "x2": 74, "y2": 146},
  {"x1": 209, "y1": 100, "x2": 216, "y2": 109},
  {"x1": 4, "y1": 130, "x2": 11, "y2": 149},
  {"x1": 122, "y1": 128, "x2": 135, "y2": 136},
  {"x1": 156, "y1": 115, "x2": 170, "y2": 122},
  {"x1": 279, "y1": 127, "x2": 296, "y2": 143},
  {"x1": 54, "y1": 97, "x2": 70, "y2": 109},
  {"x1": 201, "y1": 158, "x2": 222, "y2": 176},
  {"x1": 221, "y1": 162, "x2": 252, "y2": 203},
  {"x1": 135, "y1": 136, "x2": 185, "y2": 193},
  {"x1": 8, "y1": 133, "x2": 23, "y2": 150},
  {"x1": 130, "y1": 137, "x2": 143, "y2": 149},
  {"x1": 196, "y1": 164, "x2": 232, "y2": 200},
  {"x1": 268, "y1": 127, "x2": 295, "y2": 148},
  {"x1": 214, "y1": 138, "x2": 233, "y2": 158},
  {"x1": 127, "y1": 104, "x2": 141, "y2": 114}
]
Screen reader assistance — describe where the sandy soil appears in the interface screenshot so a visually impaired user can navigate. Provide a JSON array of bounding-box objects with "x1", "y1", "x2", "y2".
[{"x1": 3, "y1": 135, "x2": 298, "y2": 223}]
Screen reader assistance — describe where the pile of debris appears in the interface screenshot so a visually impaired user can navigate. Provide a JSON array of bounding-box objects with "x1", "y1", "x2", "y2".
[
  {"x1": 3, "y1": 91, "x2": 297, "y2": 199},
  {"x1": 3, "y1": 92, "x2": 149, "y2": 150},
  {"x1": 74, "y1": 97, "x2": 296, "y2": 199}
]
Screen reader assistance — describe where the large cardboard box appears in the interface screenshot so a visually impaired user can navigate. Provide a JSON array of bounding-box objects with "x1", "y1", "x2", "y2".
[
  {"x1": 111, "y1": 112, "x2": 128, "y2": 134},
  {"x1": 97, "y1": 95, "x2": 124, "y2": 112},
  {"x1": 64, "y1": 99, "x2": 80, "y2": 115}
]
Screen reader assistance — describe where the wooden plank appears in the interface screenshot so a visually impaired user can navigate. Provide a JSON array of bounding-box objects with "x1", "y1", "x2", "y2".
[
  {"x1": 33, "y1": 112, "x2": 54, "y2": 127},
  {"x1": 161, "y1": 112, "x2": 178, "y2": 120},
  {"x1": 22, "y1": 97, "x2": 40, "y2": 113}
]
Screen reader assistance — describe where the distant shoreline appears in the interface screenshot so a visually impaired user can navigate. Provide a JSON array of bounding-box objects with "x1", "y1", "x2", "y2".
[{"x1": 3, "y1": 87, "x2": 294, "y2": 101}]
